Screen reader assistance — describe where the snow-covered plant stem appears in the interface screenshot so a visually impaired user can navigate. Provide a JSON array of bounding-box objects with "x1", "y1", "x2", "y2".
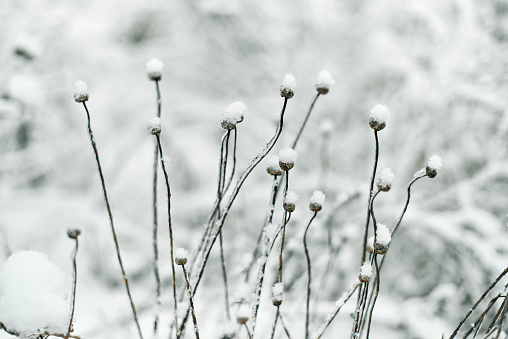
[
  {"x1": 154, "y1": 134, "x2": 179, "y2": 337},
  {"x1": 278, "y1": 171, "x2": 290, "y2": 283},
  {"x1": 80, "y1": 102, "x2": 143, "y2": 339},
  {"x1": 178, "y1": 97, "x2": 290, "y2": 338},
  {"x1": 449, "y1": 267, "x2": 508, "y2": 338},
  {"x1": 303, "y1": 212, "x2": 318, "y2": 339},
  {"x1": 461, "y1": 292, "x2": 503, "y2": 338},
  {"x1": 152, "y1": 79, "x2": 162, "y2": 336},
  {"x1": 181, "y1": 264, "x2": 200, "y2": 339},
  {"x1": 67, "y1": 229, "x2": 81, "y2": 339}
]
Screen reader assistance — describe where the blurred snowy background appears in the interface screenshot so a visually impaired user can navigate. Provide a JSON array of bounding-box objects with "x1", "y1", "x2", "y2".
[{"x1": 1, "y1": 0, "x2": 508, "y2": 338}]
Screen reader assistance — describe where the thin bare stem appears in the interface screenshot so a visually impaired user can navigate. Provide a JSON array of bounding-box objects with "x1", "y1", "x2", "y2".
[
  {"x1": 152, "y1": 80, "x2": 162, "y2": 335},
  {"x1": 67, "y1": 235, "x2": 79, "y2": 338},
  {"x1": 315, "y1": 279, "x2": 361, "y2": 339},
  {"x1": 270, "y1": 307, "x2": 280, "y2": 339},
  {"x1": 219, "y1": 231, "x2": 231, "y2": 320},
  {"x1": 291, "y1": 93, "x2": 320, "y2": 149},
  {"x1": 244, "y1": 323, "x2": 253, "y2": 339},
  {"x1": 182, "y1": 265, "x2": 200, "y2": 339},
  {"x1": 462, "y1": 294, "x2": 502, "y2": 338},
  {"x1": 279, "y1": 171, "x2": 290, "y2": 283},
  {"x1": 304, "y1": 212, "x2": 318, "y2": 339},
  {"x1": 81, "y1": 102, "x2": 143, "y2": 339},
  {"x1": 449, "y1": 266, "x2": 508, "y2": 339},
  {"x1": 365, "y1": 254, "x2": 380, "y2": 339},
  {"x1": 155, "y1": 134, "x2": 179, "y2": 337},
  {"x1": 278, "y1": 311, "x2": 293, "y2": 339}
]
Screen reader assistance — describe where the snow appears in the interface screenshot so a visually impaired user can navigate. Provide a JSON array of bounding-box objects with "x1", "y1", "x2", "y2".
[
  {"x1": 147, "y1": 117, "x2": 162, "y2": 134},
  {"x1": 221, "y1": 101, "x2": 247, "y2": 130},
  {"x1": 284, "y1": 191, "x2": 299, "y2": 205},
  {"x1": 369, "y1": 104, "x2": 390, "y2": 130},
  {"x1": 427, "y1": 155, "x2": 442, "y2": 171},
  {"x1": 310, "y1": 190, "x2": 325, "y2": 205},
  {"x1": 0, "y1": 251, "x2": 70, "y2": 336},
  {"x1": 359, "y1": 262, "x2": 373, "y2": 282},
  {"x1": 315, "y1": 70, "x2": 335, "y2": 94},
  {"x1": 319, "y1": 119, "x2": 335, "y2": 134},
  {"x1": 175, "y1": 248, "x2": 188, "y2": 263},
  {"x1": 278, "y1": 148, "x2": 297, "y2": 170},
  {"x1": 280, "y1": 74, "x2": 296, "y2": 98},
  {"x1": 73, "y1": 80, "x2": 88, "y2": 102},
  {"x1": 366, "y1": 236, "x2": 375, "y2": 253},
  {"x1": 235, "y1": 304, "x2": 250, "y2": 324},
  {"x1": 272, "y1": 282, "x2": 284, "y2": 306},
  {"x1": 146, "y1": 58, "x2": 164, "y2": 81},
  {"x1": 375, "y1": 224, "x2": 392, "y2": 247},
  {"x1": 265, "y1": 155, "x2": 282, "y2": 176},
  {"x1": 376, "y1": 168, "x2": 395, "y2": 191}
]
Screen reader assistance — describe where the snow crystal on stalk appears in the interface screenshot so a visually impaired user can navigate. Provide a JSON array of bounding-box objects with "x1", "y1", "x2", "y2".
[
  {"x1": 147, "y1": 117, "x2": 162, "y2": 134},
  {"x1": 283, "y1": 191, "x2": 299, "y2": 213},
  {"x1": 280, "y1": 74, "x2": 296, "y2": 99},
  {"x1": 374, "y1": 224, "x2": 391, "y2": 254},
  {"x1": 235, "y1": 304, "x2": 250, "y2": 324},
  {"x1": 369, "y1": 104, "x2": 390, "y2": 131},
  {"x1": 315, "y1": 70, "x2": 335, "y2": 94},
  {"x1": 376, "y1": 168, "x2": 395, "y2": 192},
  {"x1": 221, "y1": 101, "x2": 247, "y2": 130},
  {"x1": 309, "y1": 190, "x2": 325, "y2": 212},
  {"x1": 426, "y1": 154, "x2": 442, "y2": 178},
  {"x1": 266, "y1": 155, "x2": 282, "y2": 176},
  {"x1": 175, "y1": 248, "x2": 188, "y2": 265},
  {"x1": 73, "y1": 80, "x2": 88, "y2": 103},
  {"x1": 272, "y1": 282, "x2": 284, "y2": 306},
  {"x1": 0, "y1": 251, "x2": 71, "y2": 336},
  {"x1": 278, "y1": 148, "x2": 297, "y2": 171},
  {"x1": 359, "y1": 262, "x2": 372, "y2": 282},
  {"x1": 146, "y1": 57, "x2": 164, "y2": 81}
]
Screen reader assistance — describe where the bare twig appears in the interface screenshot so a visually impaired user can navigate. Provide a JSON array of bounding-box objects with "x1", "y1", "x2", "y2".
[
  {"x1": 270, "y1": 307, "x2": 280, "y2": 339},
  {"x1": 291, "y1": 93, "x2": 320, "y2": 149},
  {"x1": 182, "y1": 265, "x2": 200, "y2": 339},
  {"x1": 304, "y1": 212, "x2": 318, "y2": 339},
  {"x1": 67, "y1": 229, "x2": 81, "y2": 338}
]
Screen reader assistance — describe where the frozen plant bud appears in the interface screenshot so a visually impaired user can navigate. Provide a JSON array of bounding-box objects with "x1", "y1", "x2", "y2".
[
  {"x1": 283, "y1": 191, "x2": 299, "y2": 213},
  {"x1": 315, "y1": 70, "x2": 335, "y2": 94},
  {"x1": 280, "y1": 74, "x2": 296, "y2": 99},
  {"x1": 175, "y1": 248, "x2": 188, "y2": 265},
  {"x1": 146, "y1": 58, "x2": 164, "y2": 81},
  {"x1": 309, "y1": 190, "x2": 325, "y2": 212},
  {"x1": 221, "y1": 101, "x2": 247, "y2": 130},
  {"x1": 278, "y1": 148, "x2": 297, "y2": 171},
  {"x1": 272, "y1": 282, "x2": 284, "y2": 306},
  {"x1": 236, "y1": 305, "x2": 250, "y2": 324},
  {"x1": 359, "y1": 262, "x2": 373, "y2": 282},
  {"x1": 426, "y1": 154, "x2": 442, "y2": 178},
  {"x1": 369, "y1": 104, "x2": 390, "y2": 131},
  {"x1": 376, "y1": 168, "x2": 395, "y2": 192},
  {"x1": 147, "y1": 117, "x2": 162, "y2": 134},
  {"x1": 374, "y1": 224, "x2": 391, "y2": 254},
  {"x1": 266, "y1": 155, "x2": 282, "y2": 176},
  {"x1": 366, "y1": 236, "x2": 375, "y2": 253},
  {"x1": 67, "y1": 229, "x2": 81, "y2": 239},
  {"x1": 73, "y1": 81, "x2": 88, "y2": 103}
]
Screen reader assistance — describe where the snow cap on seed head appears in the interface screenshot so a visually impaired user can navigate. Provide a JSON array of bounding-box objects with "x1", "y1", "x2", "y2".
[
  {"x1": 376, "y1": 168, "x2": 395, "y2": 192},
  {"x1": 309, "y1": 190, "x2": 325, "y2": 212},
  {"x1": 280, "y1": 74, "x2": 296, "y2": 99},
  {"x1": 374, "y1": 224, "x2": 391, "y2": 254},
  {"x1": 272, "y1": 282, "x2": 284, "y2": 306},
  {"x1": 146, "y1": 58, "x2": 164, "y2": 81},
  {"x1": 278, "y1": 148, "x2": 297, "y2": 171},
  {"x1": 221, "y1": 101, "x2": 246, "y2": 130},
  {"x1": 266, "y1": 155, "x2": 282, "y2": 176},
  {"x1": 147, "y1": 117, "x2": 162, "y2": 134},
  {"x1": 359, "y1": 261, "x2": 373, "y2": 282},
  {"x1": 369, "y1": 104, "x2": 390, "y2": 131},
  {"x1": 426, "y1": 154, "x2": 442, "y2": 178},
  {"x1": 315, "y1": 70, "x2": 335, "y2": 94},
  {"x1": 175, "y1": 248, "x2": 188, "y2": 265},
  {"x1": 366, "y1": 236, "x2": 375, "y2": 253},
  {"x1": 283, "y1": 191, "x2": 299, "y2": 213},
  {"x1": 73, "y1": 80, "x2": 88, "y2": 103},
  {"x1": 236, "y1": 304, "x2": 250, "y2": 324}
]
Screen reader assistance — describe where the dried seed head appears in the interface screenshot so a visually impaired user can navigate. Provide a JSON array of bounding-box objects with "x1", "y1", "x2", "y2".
[
  {"x1": 426, "y1": 154, "x2": 442, "y2": 178},
  {"x1": 175, "y1": 248, "x2": 188, "y2": 266},
  {"x1": 236, "y1": 305, "x2": 250, "y2": 324},
  {"x1": 366, "y1": 236, "x2": 375, "y2": 253},
  {"x1": 374, "y1": 224, "x2": 391, "y2": 254},
  {"x1": 280, "y1": 74, "x2": 296, "y2": 99},
  {"x1": 315, "y1": 70, "x2": 335, "y2": 95},
  {"x1": 376, "y1": 168, "x2": 395, "y2": 192},
  {"x1": 67, "y1": 229, "x2": 81, "y2": 239},
  {"x1": 369, "y1": 104, "x2": 390, "y2": 131},
  {"x1": 309, "y1": 190, "x2": 325, "y2": 212},
  {"x1": 283, "y1": 191, "x2": 299, "y2": 213},
  {"x1": 278, "y1": 148, "x2": 297, "y2": 171},
  {"x1": 266, "y1": 155, "x2": 282, "y2": 176},
  {"x1": 147, "y1": 117, "x2": 162, "y2": 134},
  {"x1": 272, "y1": 282, "x2": 284, "y2": 306},
  {"x1": 221, "y1": 101, "x2": 247, "y2": 130},
  {"x1": 359, "y1": 262, "x2": 372, "y2": 282},
  {"x1": 146, "y1": 58, "x2": 164, "y2": 81},
  {"x1": 73, "y1": 81, "x2": 89, "y2": 103}
]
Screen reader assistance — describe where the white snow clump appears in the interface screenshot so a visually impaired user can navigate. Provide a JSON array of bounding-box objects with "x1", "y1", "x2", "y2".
[
  {"x1": 369, "y1": 104, "x2": 390, "y2": 131},
  {"x1": 309, "y1": 190, "x2": 325, "y2": 212},
  {"x1": 374, "y1": 224, "x2": 391, "y2": 254},
  {"x1": 426, "y1": 154, "x2": 442, "y2": 178},
  {"x1": 315, "y1": 70, "x2": 335, "y2": 94},
  {"x1": 278, "y1": 148, "x2": 297, "y2": 171},
  {"x1": 272, "y1": 282, "x2": 284, "y2": 306},
  {"x1": 147, "y1": 117, "x2": 162, "y2": 134},
  {"x1": 266, "y1": 155, "x2": 282, "y2": 176},
  {"x1": 235, "y1": 304, "x2": 250, "y2": 324},
  {"x1": 221, "y1": 101, "x2": 247, "y2": 130},
  {"x1": 359, "y1": 262, "x2": 373, "y2": 282},
  {"x1": 280, "y1": 74, "x2": 296, "y2": 99},
  {"x1": 146, "y1": 57, "x2": 164, "y2": 81},
  {"x1": 0, "y1": 251, "x2": 70, "y2": 336},
  {"x1": 376, "y1": 168, "x2": 395, "y2": 192},
  {"x1": 283, "y1": 191, "x2": 299, "y2": 212},
  {"x1": 73, "y1": 80, "x2": 88, "y2": 103},
  {"x1": 175, "y1": 248, "x2": 188, "y2": 265}
]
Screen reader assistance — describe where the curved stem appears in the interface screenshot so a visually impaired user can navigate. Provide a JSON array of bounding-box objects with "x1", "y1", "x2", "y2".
[
  {"x1": 67, "y1": 237, "x2": 79, "y2": 338},
  {"x1": 82, "y1": 103, "x2": 143, "y2": 339},
  {"x1": 155, "y1": 134, "x2": 179, "y2": 337},
  {"x1": 304, "y1": 212, "x2": 318, "y2": 339}
]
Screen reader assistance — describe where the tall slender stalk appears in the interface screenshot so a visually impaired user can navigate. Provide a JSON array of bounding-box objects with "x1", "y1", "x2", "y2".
[
  {"x1": 67, "y1": 229, "x2": 81, "y2": 339},
  {"x1": 81, "y1": 102, "x2": 143, "y2": 339},
  {"x1": 278, "y1": 171, "x2": 290, "y2": 283},
  {"x1": 155, "y1": 134, "x2": 179, "y2": 338},
  {"x1": 304, "y1": 212, "x2": 318, "y2": 339},
  {"x1": 291, "y1": 93, "x2": 320, "y2": 149},
  {"x1": 182, "y1": 265, "x2": 200, "y2": 339}
]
